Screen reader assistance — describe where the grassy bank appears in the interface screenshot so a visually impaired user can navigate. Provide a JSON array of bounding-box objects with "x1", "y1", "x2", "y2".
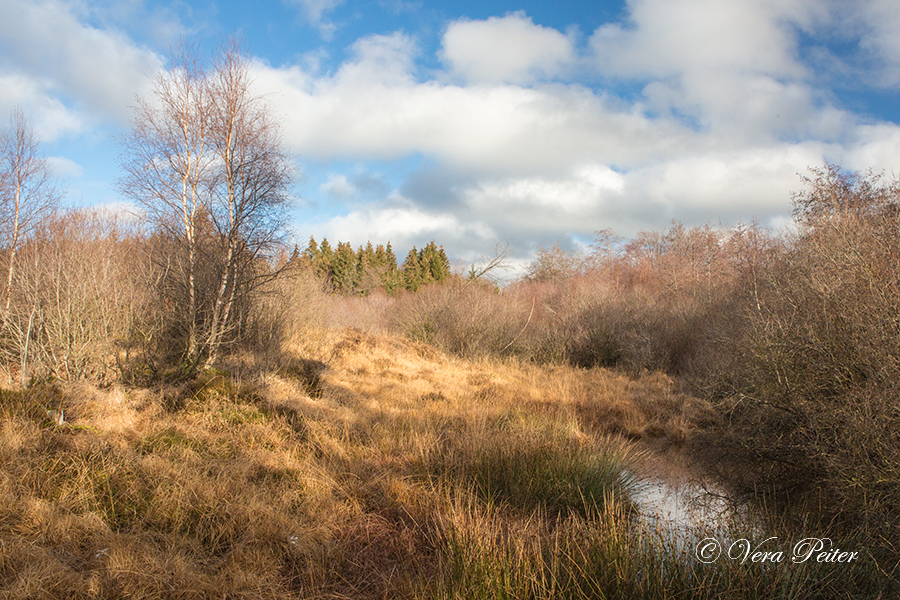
[{"x1": 1, "y1": 329, "x2": 893, "y2": 598}]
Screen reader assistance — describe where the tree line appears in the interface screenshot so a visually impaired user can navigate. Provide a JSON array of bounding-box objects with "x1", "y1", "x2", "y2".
[{"x1": 293, "y1": 237, "x2": 451, "y2": 295}]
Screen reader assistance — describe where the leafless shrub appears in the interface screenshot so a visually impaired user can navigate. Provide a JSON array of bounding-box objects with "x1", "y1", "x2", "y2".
[
  {"x1": 390, "y1": 281, "x2": 528, "y2": 359},
  {"x1": 702, "y1": 165, "x2": 900, "y2": 535},
  {"x1": 240, "y1": 264, "x2": 333, "y2": 361},
  {"x1": 1, "y1": 210, "x2": 155, "y2": 383}
]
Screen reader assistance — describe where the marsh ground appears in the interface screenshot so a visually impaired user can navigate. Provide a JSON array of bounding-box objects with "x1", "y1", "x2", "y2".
[{"x1": 0, "y1": 328, "x2": 892, "y2": 598}]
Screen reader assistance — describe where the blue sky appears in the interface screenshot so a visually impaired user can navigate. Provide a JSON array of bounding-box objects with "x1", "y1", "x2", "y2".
[{"x1": 2, "y1": 0, "x2": 900, "y2": 272}]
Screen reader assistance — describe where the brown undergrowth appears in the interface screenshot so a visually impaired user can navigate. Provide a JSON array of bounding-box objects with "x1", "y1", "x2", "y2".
[{"x1": 3, "y1": 328, "x2": 884, "y2": 598}]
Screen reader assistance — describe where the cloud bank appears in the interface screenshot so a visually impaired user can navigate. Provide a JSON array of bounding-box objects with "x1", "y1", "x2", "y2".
[{"x1": 4, "y1": 0, "x2": 900, "y2": 271}]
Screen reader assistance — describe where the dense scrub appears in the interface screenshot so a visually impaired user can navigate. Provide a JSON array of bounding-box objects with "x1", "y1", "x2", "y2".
[{"x1": 702, "y1": 166, "x2": 900, "y2": 544}]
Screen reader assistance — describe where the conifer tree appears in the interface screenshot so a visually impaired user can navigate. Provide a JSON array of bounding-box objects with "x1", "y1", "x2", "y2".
[
  {"x1": 374, "y1": 244, "x2": 387, "y2": 269},
  {"x1": 380, "y1": 242, "x2": 401, "y2": 293},
  {"x1": 332, "y1": 241, "x2": 358, "y2": 294},
  {"x1": 362, "y1": 241, "x2": 375, "y2": 266},
  {"x1": 302, "y1": 236, "x2": 318, "y2": 260},
  {"x1": 401, "y1": 247, "x2": 422, "y2": 291},
  {"x1": 317, "y1": 238, "x2": 334, "y2": 286},
  {"x1": 385, "y1": 242, "x2": 397, "y2": 272},
  {"x1": 419, "y1": 241, "x2": 451, "y2": 283}
]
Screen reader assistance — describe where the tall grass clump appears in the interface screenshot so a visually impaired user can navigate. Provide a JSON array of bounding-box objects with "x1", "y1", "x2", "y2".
[
  {"x1": 421, "y1": 412, "x2": 638, "y2": 517},
  {"x1": 425, "y1": 489, "x2": 872, "y2": 600}
]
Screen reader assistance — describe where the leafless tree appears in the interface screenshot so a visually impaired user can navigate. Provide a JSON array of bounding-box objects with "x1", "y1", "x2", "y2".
[
  {"x1": 119, "y1": 38, "x2": 293, "y2": 371},
  {"x1": 202, "y1": 39, "x2": 293, "y2": 366},
  {"x1": 464, "y1": 242, "x2": 511, "y2": 285},
  {"x1": 0, "y1": 107, "x2": 60, "y2": 313},
  {"x1": 525, "y1": 243, "x2": 581, "y2": 283},
  {"x1": 119, "y1": 42, "x2": 212, "y2": 361}
]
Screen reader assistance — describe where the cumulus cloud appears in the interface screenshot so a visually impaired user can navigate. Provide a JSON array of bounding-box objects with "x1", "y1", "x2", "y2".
[
  {"x1": 461, "y1": 165, "x2": 625, "y2": 229},
  {"x1": 858, "y1": 0, "x2": 900, "y2": 86},
  {"x1": 441, "y1": 12, "x2": 576, "y2": 84},
  {"x1": 619, "y1": 144, "x2": 826, "y2": 226},
  {"x1": 0, "y1": 0, "x2": 161, "y2": 131},
  {"x1": 589, "y1": 0, "x2": 835, "y2": 138},
  {"x1": 46, "y1": 156, "x2": 83, "y2": 178},
  {"x1": 843, "y1": 123, "x2": 900, "y2": 172},
  {"x1": 591, "y1": 0, "x2": 815, "y2": 78},
  {"x1": 307, "y1": 199, "x2": 496, "y2": 264},
  {"x1": 320, "y1": 173, "x2": 356, "y2": 198},
  {"x1": 256, "y1": 43, "x2": 693, "y2": 177},
  {"x1": 430, "y1": 149, "x2": 819, "y2": 248},
  {"x1": 0, "y1": 74, "x2": 86, "y2": 141}
]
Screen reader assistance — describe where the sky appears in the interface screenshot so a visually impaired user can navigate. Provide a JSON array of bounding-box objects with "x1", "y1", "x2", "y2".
[{"x1": 2, "y1": 0, "x2": 900, "y2": 274}]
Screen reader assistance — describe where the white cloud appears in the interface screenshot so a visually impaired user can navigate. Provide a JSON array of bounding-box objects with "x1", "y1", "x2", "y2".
[
  {"x1": 46, "y1": 156, "x2": 83, "y2": 178},
  {"x1": 441, "y1": 12, "x2": 576, "y2": 84},
  {"x1": 320, "y1": 173, "x2": 356, "y2": 198},
  {"x1": 844, "y1": 123, "x2": 900, "y2": 173},
  {"x1": 336, "y1": 32, "x2": 419, "y2": 86},
  {"x1": 463, "y1": 165, "x2": 625, "y2": 222},
  {"x1": 621, "y1": 144, "x2": 825, "y2": 222},
  {"x1": 282, "y1": 0, "x2": 345, "y2": 40},
  {"x1": 859, "y1": 0, "x2": 900, "y2": 86},
  {"x1": 445, "y1": 148, "x2": 819, "y2": 243},
  {"x1": 286, "y1": 0, "x2": 344, "y2": 23},
  {"x1": 590, "y1": 0, "x2": 835, "y2": 137},
  {"x1": 256, "y1": 49, "x2": 691, "y2": 176},
  {"x1": 0, "y1": 0, "x2": 162, "y2": 130},
  {"x1": 0, "y1": 74, "x2": 85, "y2": 141},
  {"x1": 308, "y1": 200, "x2": 495, "y2": 259},
  {"x1": 591, "y1": 0, "x2": 816, "y2": 78}
]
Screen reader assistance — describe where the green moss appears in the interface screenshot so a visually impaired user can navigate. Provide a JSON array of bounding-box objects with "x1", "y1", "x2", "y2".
[{"x1": 138, "y1": 427, "x2": 204, "y2": 454}]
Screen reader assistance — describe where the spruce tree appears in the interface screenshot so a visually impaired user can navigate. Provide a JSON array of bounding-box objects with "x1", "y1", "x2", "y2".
[
  {"x1": 332, "y1": 241, "x2": 358, "y2": 294},
  {"x1": 317, "y1": 238, "x2": 334, "y2": 286},
  {"x1": 401, "y1": 247, "x2": 422, "y2": 291}
]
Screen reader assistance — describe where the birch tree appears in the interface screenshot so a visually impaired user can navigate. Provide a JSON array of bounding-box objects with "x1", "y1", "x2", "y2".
[
  {"x1": 203, "y1": 40, "x2": 292, "y2": 366},
  {"x1": 0, "y1": 108, "x2": 60, "y2": 314},
  {"x1": 120, "y1": 39, "x2": 293, "y2": 370},
  {"x1": 119, "y1": 43, "x2": 211, "y2": 362}
]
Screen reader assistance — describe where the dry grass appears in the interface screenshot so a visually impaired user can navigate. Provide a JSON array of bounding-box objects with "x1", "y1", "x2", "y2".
[{"x1": 0, "y1": 328, "x2": 889, "y2": 598}]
